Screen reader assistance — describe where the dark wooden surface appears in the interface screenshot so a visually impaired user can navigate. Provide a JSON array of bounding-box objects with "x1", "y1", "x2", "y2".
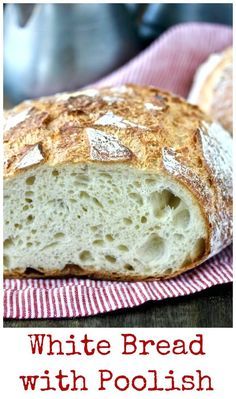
[{"x1": 4, "y1": 282, "x2": 232, "y2": 328}]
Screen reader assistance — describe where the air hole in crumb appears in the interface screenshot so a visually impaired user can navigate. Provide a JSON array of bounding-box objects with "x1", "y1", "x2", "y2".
[
  {"x1": 79, "y1": 250, "x2": 92, "y2": 262},
  {"x1": 118, "y1": 245, "x2": 129, "y2": 252},
  {"x1": 3, "y1": 255, "x2": 10, "y2": 267},
  {"x1": 146, "y1": 178, "x2": 156, "y2": 185},
  {"x1": 106, "y1": 234, "x2": 114, "y2": 242},
  {"x1": 93, "y1": 239, "x2": 104, "y2": 247},
  {"x1": 173, "y1": 209, "x2": 190, "y2": 228},
  {"x1": 25, "y1": 191, "x2": 34, "y2": 197},
  {"x1": 54, "y1": 232, "x2": 65, "y2": 239},
  {"x1": 25, "y1": 267, "x2": 44, "y2": 276},
  {"x1": 192, "y1": 238, "x2": 206, "y2": 259},
  {"x1": 141, "y1": 216, "x2": 147, "y2": 223},
  {"x1": 27, "y1": 215, "x2": 34, "y2": 223},
  {"x1": 150, "y1": 189, "x2": 181, "y2": 217},
  {"x1": 99, "y1": 172, "x2": 112, "y2": 179},
  {"x1": 167, "y1": 192, "x2": 181, "y2": 208},
  {"x1": 41, "y1": 242, "x2": 59, "y2": 250},
  {"x1": 173, "y1": 233, "x2": 184, "y2": 240},
  {"x1": 91, "y1": 226, "x2": 98, "y2": 232},
  {"x1": 52, "y1": 169, "x2": 59, "y2": 176},
  {"x1": 105, "y1": 255, "x2": 116, "y2": 263},
  {"x1": 75, "y1": 175, "x2": 90, "y2": 184},
  {"x1": 79, "y1": 191, "x2": 90, "y2": 199},
  {"x1": 25, "y1": 198, "x2": 33, "y2": 203},
  {"x1": 134, "y1": 181, "x2": 141, "y2": 188},
  {"x1": 92, "y1": 197, "x2": 103, "y2": 208},
  {"x1": 123, "y1": 217, "x2": 132, "y2": 225},
  {"x1": 124, "y1": 264, "x2": 134, "y2": 271},
  {"x1": 164, "y1": 268, "x2": 173, "y2": 276},
  {"x1": 26, "y1": 176, "x2": 35, "y2": 185},
  {"x1": 4, "y1": 238, "x2": 13, "y2": 249},
  {"x1": 137, "y1": 235, "x2": 165, "y2": 263},
  {"x1": 14, "y1": 223, "x2": 22, "y2": 229},
  {"x1": 27, "y1": 242, "x2": 33, "y2": 247},
  {"x1": 63, "y1": 264, "x2": 84, "y2": 273}
]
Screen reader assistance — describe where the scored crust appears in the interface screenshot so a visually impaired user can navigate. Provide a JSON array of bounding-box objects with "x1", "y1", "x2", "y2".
[{"x1": 4, "y1": 84, "x2": 232, "y2": 280}]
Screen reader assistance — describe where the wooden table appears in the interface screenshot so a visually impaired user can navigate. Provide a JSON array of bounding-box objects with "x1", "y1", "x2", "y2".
[{"x1": 4, "y1": 282, "x2": 232, "y2": 328}]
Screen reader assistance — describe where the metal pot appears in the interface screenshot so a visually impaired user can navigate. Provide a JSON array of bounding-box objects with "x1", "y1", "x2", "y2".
[{"x1": 4, "y1": 3, "x2": 141, "y2": 104}]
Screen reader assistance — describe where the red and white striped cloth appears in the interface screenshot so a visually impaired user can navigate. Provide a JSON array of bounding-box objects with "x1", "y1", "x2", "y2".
[{"x1": 4, "y1": 23, "x2": 232, "y2": 319}]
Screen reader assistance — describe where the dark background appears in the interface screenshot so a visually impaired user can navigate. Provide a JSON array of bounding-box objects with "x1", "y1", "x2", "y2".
[{"x1": 4, "y1": 3, "x2": 233, "y2": 327}]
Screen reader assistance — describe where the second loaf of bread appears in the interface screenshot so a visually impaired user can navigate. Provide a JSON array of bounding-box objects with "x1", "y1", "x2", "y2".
[{"x1": 188, "y1": 47, "x2": 233, "y2": 135}]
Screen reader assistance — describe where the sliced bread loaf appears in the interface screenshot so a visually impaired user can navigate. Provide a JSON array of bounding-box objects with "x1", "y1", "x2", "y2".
[{"x1": 3, "y1": 85, "x2": 232, "y2": 280}]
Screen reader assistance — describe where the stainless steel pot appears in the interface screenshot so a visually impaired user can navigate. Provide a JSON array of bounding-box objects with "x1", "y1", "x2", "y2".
[{"x1": 4, "y1": 3, "x2": 141, "y2": 104}]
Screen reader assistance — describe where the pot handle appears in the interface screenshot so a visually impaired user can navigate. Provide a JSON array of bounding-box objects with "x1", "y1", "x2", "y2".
[{"x1": 6, "y1": 3, "x2": 36, "y2": 27}]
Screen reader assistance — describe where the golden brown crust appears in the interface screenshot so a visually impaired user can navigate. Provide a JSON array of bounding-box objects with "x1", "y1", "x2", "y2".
[
  {"x1": 4, "y1": 85, "x2": 211, "y2": 179},
  {"x1": 189, "y1": 47, "x2": 232, "y2": 134},
  {"x1": 3, "y1": 250, "x2": 210, "y2": 281},
  {"x1": 4, "y1": 84, "x2": 232, "y2": 280}
]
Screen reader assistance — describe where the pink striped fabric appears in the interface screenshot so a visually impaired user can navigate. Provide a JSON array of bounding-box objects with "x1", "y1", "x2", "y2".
[{"x1": 4, "y1": 23, "x2": 232, "y2": 319}]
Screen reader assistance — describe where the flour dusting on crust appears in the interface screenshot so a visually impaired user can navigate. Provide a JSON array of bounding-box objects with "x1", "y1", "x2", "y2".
[
  {"x1": 16, "y1": 143, "x2": 45, "y2": 170},
  {"x1": 86, "y1": 128, "x2": 133, "y2": 161},
  {"x1": 3, "y1": 108, "x2": 32, "y2": 132},
  {"x1": 55, "y1": 89, "x2": 99, "y2": 102},
  {"x1": 199, "y1": 122, "x2": 232, "y2": 196},
  {"x1": 102, "y1": 96, "x2": 124, "y2": 105},
  {"x1": 95, "y1": 111, "x2": 147, "y2": 129},
  {"x1": 162, "y1": 147, "x2": 210, "y2": 201},
  {"x1": 199, "y1": 122, "x2": 232, "y2": 254},
  {"x1": 144, "y1": 102, "x2": 163, "y2": 111}
]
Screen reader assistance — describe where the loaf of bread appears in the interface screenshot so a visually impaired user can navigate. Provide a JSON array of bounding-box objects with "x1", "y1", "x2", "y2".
[
  {"x1": 188, "y1": 47, "x2": 232, "y2": 135},
  {"x1": 4, "y1": 84, "x2": 232, "y2": 280}
]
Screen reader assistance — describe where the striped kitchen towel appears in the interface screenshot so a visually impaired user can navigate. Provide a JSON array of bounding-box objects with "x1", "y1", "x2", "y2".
[{"x1": 4, "y1": 23, "x2": 232, "y2": 319}]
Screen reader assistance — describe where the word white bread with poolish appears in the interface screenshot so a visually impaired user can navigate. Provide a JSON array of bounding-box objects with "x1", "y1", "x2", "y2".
[
  {"x1": 188, "y1": 47, "x2": 232, "y2": 135},
  {"x1": 3, "y1": 84, "x2": 232, "y2": 280}
]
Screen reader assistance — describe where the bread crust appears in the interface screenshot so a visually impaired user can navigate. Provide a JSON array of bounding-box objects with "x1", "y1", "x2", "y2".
[
  {"x1": 2, "y1": 250, "x2": 215, "y2": 281},
  {"x1": 188, "y1": 47, "x2": 232, "y2": 134},
  {"x1": 4, "y1": 84, "x2": 232, "y2": 280}
]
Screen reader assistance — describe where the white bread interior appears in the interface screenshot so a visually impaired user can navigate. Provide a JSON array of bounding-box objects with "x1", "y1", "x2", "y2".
[{"x1": 4, "y1": 164, "x2": 206, "y2": 278}]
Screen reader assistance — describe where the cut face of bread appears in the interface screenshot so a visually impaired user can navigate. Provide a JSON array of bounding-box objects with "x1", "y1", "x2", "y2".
[{"x1": 4, "y1": 164, "x2": 207, "y2": 279}]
